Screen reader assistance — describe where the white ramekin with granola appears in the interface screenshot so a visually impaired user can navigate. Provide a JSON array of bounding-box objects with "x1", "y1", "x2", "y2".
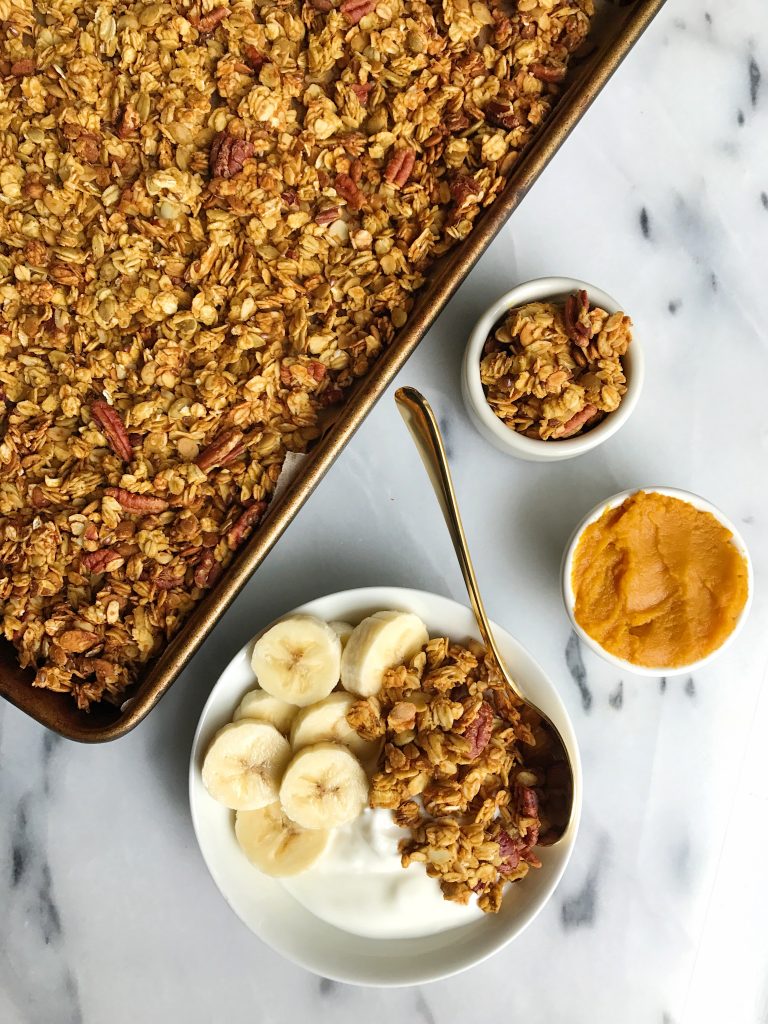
[{"x1": 462, "y1": 277, "x2": 644, "y2": 460}]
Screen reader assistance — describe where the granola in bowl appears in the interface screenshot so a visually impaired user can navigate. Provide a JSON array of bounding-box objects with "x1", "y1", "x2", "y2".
[
  {"x1": 349, "y1": 632, "x2": 567, "y2": 913},
  {"x1": 480, "y1": 289, "x2": 633, "y2": 440},
  {"x1": 0, "y1": 0, "x2": 595, "y2": 708}
]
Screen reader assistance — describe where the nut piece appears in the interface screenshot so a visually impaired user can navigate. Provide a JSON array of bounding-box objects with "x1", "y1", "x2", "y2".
[
  {"x1": 210, "y1": 132, "x2": 254, "y2": 179},
  {"x1": 104, "y1": 487, "x2": 170, "y2": 514},
  {"x1": 116, "y1": 103, "x2": 140, "y2": 139},
  {"x1": 10, "y1": 60, "x2": 36, "y2": 76},
  {"x1": 91, "y1": 400, "x2": 133, "y2": 462},
  {"x1": 315, "y1": 205, "x2": 342, "y2": 225},
  {"x1": 340, "y1": 0, "x2": 376, "y2": 24},
  {"x1": 81, "y1": 549, "x2": 125, "y2": 574},
  {"x1": 195, "y1": 428, "x2": 245, "y2": 471},
  {"x1": 197, "y1": 6, "x2": 229, "y2": 33},
  {"x1": 384, "y1": 149, "x2": 416, "y2": 188},
  {"x1": 226, "y1": 501, "x2": 267, "y2": 549},
  {"x1": 335, "y1": 174, "x2": 364, "y2": 210}
]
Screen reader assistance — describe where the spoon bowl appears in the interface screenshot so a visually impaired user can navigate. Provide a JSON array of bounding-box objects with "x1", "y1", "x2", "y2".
[{"x1": 395, "y1": 386, "x2": 576, "y2": 843}]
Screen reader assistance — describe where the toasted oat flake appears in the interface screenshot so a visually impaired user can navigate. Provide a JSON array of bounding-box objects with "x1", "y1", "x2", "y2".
[{"x1": 0, "y1": 0, "x2": 594, "y2": 707}]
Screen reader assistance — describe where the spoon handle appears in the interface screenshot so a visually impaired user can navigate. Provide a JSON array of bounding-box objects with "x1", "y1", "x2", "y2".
[{"x1": 394, "y1": 386, "x2": 519, "y2": 697}]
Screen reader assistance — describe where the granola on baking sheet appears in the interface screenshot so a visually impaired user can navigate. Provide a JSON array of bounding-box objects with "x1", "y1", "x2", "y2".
[
  {"x1": 0, "y1": 0, "x2": 594, "y2": 707},
  {"x1": 347, "y1": 636, "x2": 567, "y2": 912},
  {"x1": 480, "y1": 289, "x2": 633, "y2": 439}
]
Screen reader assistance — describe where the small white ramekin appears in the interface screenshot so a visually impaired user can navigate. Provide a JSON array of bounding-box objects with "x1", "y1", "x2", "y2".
[
  {"x1": 461, "y1": 276, "x2": 644, "y2": 461},
  {"x1": 561, "y1": 487, "x2": 754, "y2": 677}
]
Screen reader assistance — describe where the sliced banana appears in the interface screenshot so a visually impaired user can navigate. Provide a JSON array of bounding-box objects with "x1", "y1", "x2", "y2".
[
  {"x1": 340, "y1": 610, "x2": 429, "y2": 696},
  {"x1": 233, "y1": 688, "x2": 298, "y2": 736},
  {"x1": 201, "y1": 721, "x2": 291, "y2": 811},
  {"x1": 235, "y1": 803, "x2": 331, "y2": 877},
  {"x1": 290, "y1": 691, "x2": 381, "y2": 762},
  {"x1": 280, "y1": 742, "x2": 369, "y2": 829},
  {"x1": 251, "y1": 614, "x2": 341, "y2": 707},
  {"x1": 329, "y1": 620, "x2": 354, "y2": 648}
]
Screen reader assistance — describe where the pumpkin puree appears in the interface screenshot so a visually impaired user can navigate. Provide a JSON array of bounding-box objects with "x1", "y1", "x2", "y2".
[{"x1": 571, "y1": 492, "x2": 749, "y2": 668}]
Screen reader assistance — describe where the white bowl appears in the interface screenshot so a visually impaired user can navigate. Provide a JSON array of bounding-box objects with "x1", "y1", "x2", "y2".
[
  {"x1": 461, "y1": 276, "x2": 644, "y2": 461},
  {"x1": 189, "y1": 586, "x2": 582, "y2": 987},
  {"x1": 561, "y1": 488, "x2": 753, "y2": 677}
]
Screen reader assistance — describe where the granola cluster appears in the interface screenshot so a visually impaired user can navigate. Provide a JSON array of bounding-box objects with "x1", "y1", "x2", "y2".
[
  {"x1": 0, "y1": 0, "x2": 593, "y2": 707},
  {"x1": 480, "y1": 289, "x2": 633, "y2": 439},
  {"x1": 347, "y1": 636, "x2": 561, "y2": 913}
]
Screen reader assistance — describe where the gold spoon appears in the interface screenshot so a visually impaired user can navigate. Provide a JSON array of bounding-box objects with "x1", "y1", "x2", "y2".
[{"x1": 395, "y1": 385, "x2": 575, "y2": 844}]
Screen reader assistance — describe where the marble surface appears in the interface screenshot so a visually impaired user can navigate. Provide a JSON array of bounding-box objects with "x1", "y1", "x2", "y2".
[{"x1": 2, "y1": 1, "x2": 768, "y2": 1021}]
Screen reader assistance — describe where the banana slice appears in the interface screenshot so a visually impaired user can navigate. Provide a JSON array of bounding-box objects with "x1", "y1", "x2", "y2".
[
  {"x1": 201, "y1": 721, "x2": 291, "y2": 810},
  {"x1": 235, "y1": 803, "x2": 330, "y2": 877},
  {"x1": 340, "y1": 610, "x2": 429, "y2": 696},
  {"x1": 233, "y1": 688, "x2": 298, "y2": 735},
  {"x1": 279, "y1": 742, "x2": 369, "y2": 829},
  {"x1": 251, "y1": 615, "x2": 341, "y2": 707},
  {"x1": 290, "y1": 691, "x2": 381, "y2": 762},
  {"x1": 329, "y1": 620, "x2": 354, "y2": 648}
]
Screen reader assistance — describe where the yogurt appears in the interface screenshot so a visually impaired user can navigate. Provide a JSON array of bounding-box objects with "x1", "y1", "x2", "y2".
[{"x1": 281, "y1": 809, "x2": 484, "y2": 939}]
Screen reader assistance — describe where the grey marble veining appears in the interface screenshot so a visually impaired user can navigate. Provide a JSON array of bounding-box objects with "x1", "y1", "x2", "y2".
[{"x1": 2, "y1": 0, "x2": 768, "y2": 1021}]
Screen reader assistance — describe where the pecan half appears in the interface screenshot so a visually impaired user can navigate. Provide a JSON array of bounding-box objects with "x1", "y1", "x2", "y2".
[
  {"x1": 450, "y1": 173, "x2": 481, "y2": 207},
  {"x1": 197, "y1": 6, "x2": 229, "y2": 32},
  {"x1": 444, "y1": 111, "x2": 470, "y2": 133},
  {"x1": 71, "y1": 132, "x2": 101, "y2": 164},
  {"x1": 335, "y1": 173, "x2": 364, "y2": 210},
  {"x1": 384, "y1": 148, "x2": 416, "y2": 187},
  {"x1": 210, "y1": 132, "x2": 254, "y2": 179},
  {"x1": 563, "y1": 288, "x2": 591, "y2": 344},
  {"x1": 152, "y1": 566, "x2": 187, "y2": 590},
  {"x1": 104, "y1": 487, "x2": 170, "y2": 514},
  {"x1": 485, "y1": 100, "x2": 522, "y2": 130},
  {"x1": 315, "y1": 205, "x2": 342, "y2": 225},
  {"x1": 10, "y1": 59, "x2": 36, "y2": 76},
  {"x1": 195, "y1": 428, "x2": 245, "y2": 471},
  {"x1": 81, "y1": 549, "x2": 125, "y2": 574},
  {"x1": 116, "y1": 102, "x2": 140, "y2": 139},
  {"x1": 242, "y1": 44, "x2": 267, "y2": 70},
  {"x1": 349, "y1": 82, "x2": 372, "y2": 105},
  {"x1": 516, "y1": 784, "x2": 539, "y2": 819},
  {"x1": 553, "y1": 403, "x2": 598, "y2": 439},
  {"x1": 226, "y1": 500, "x2": 267, "y2": 549},
  {"x1": 464, "y1": 701, "x2": 493, "y2": 759},
  {"x1": 91, "y1": 400, "x2": 133, "y2": 462},
  {"x1": 498, "y1": 829, "x2": 522, "y2": 875},
  {"x1": 194, "y1": 551, "x2": 222, "y2": 589},
  {"x1": 340, "y1": 0, "x2": 375, "y2": 23},
  {"x1": 529, "y1": 62, "x2": 566, "y2": 84}
]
